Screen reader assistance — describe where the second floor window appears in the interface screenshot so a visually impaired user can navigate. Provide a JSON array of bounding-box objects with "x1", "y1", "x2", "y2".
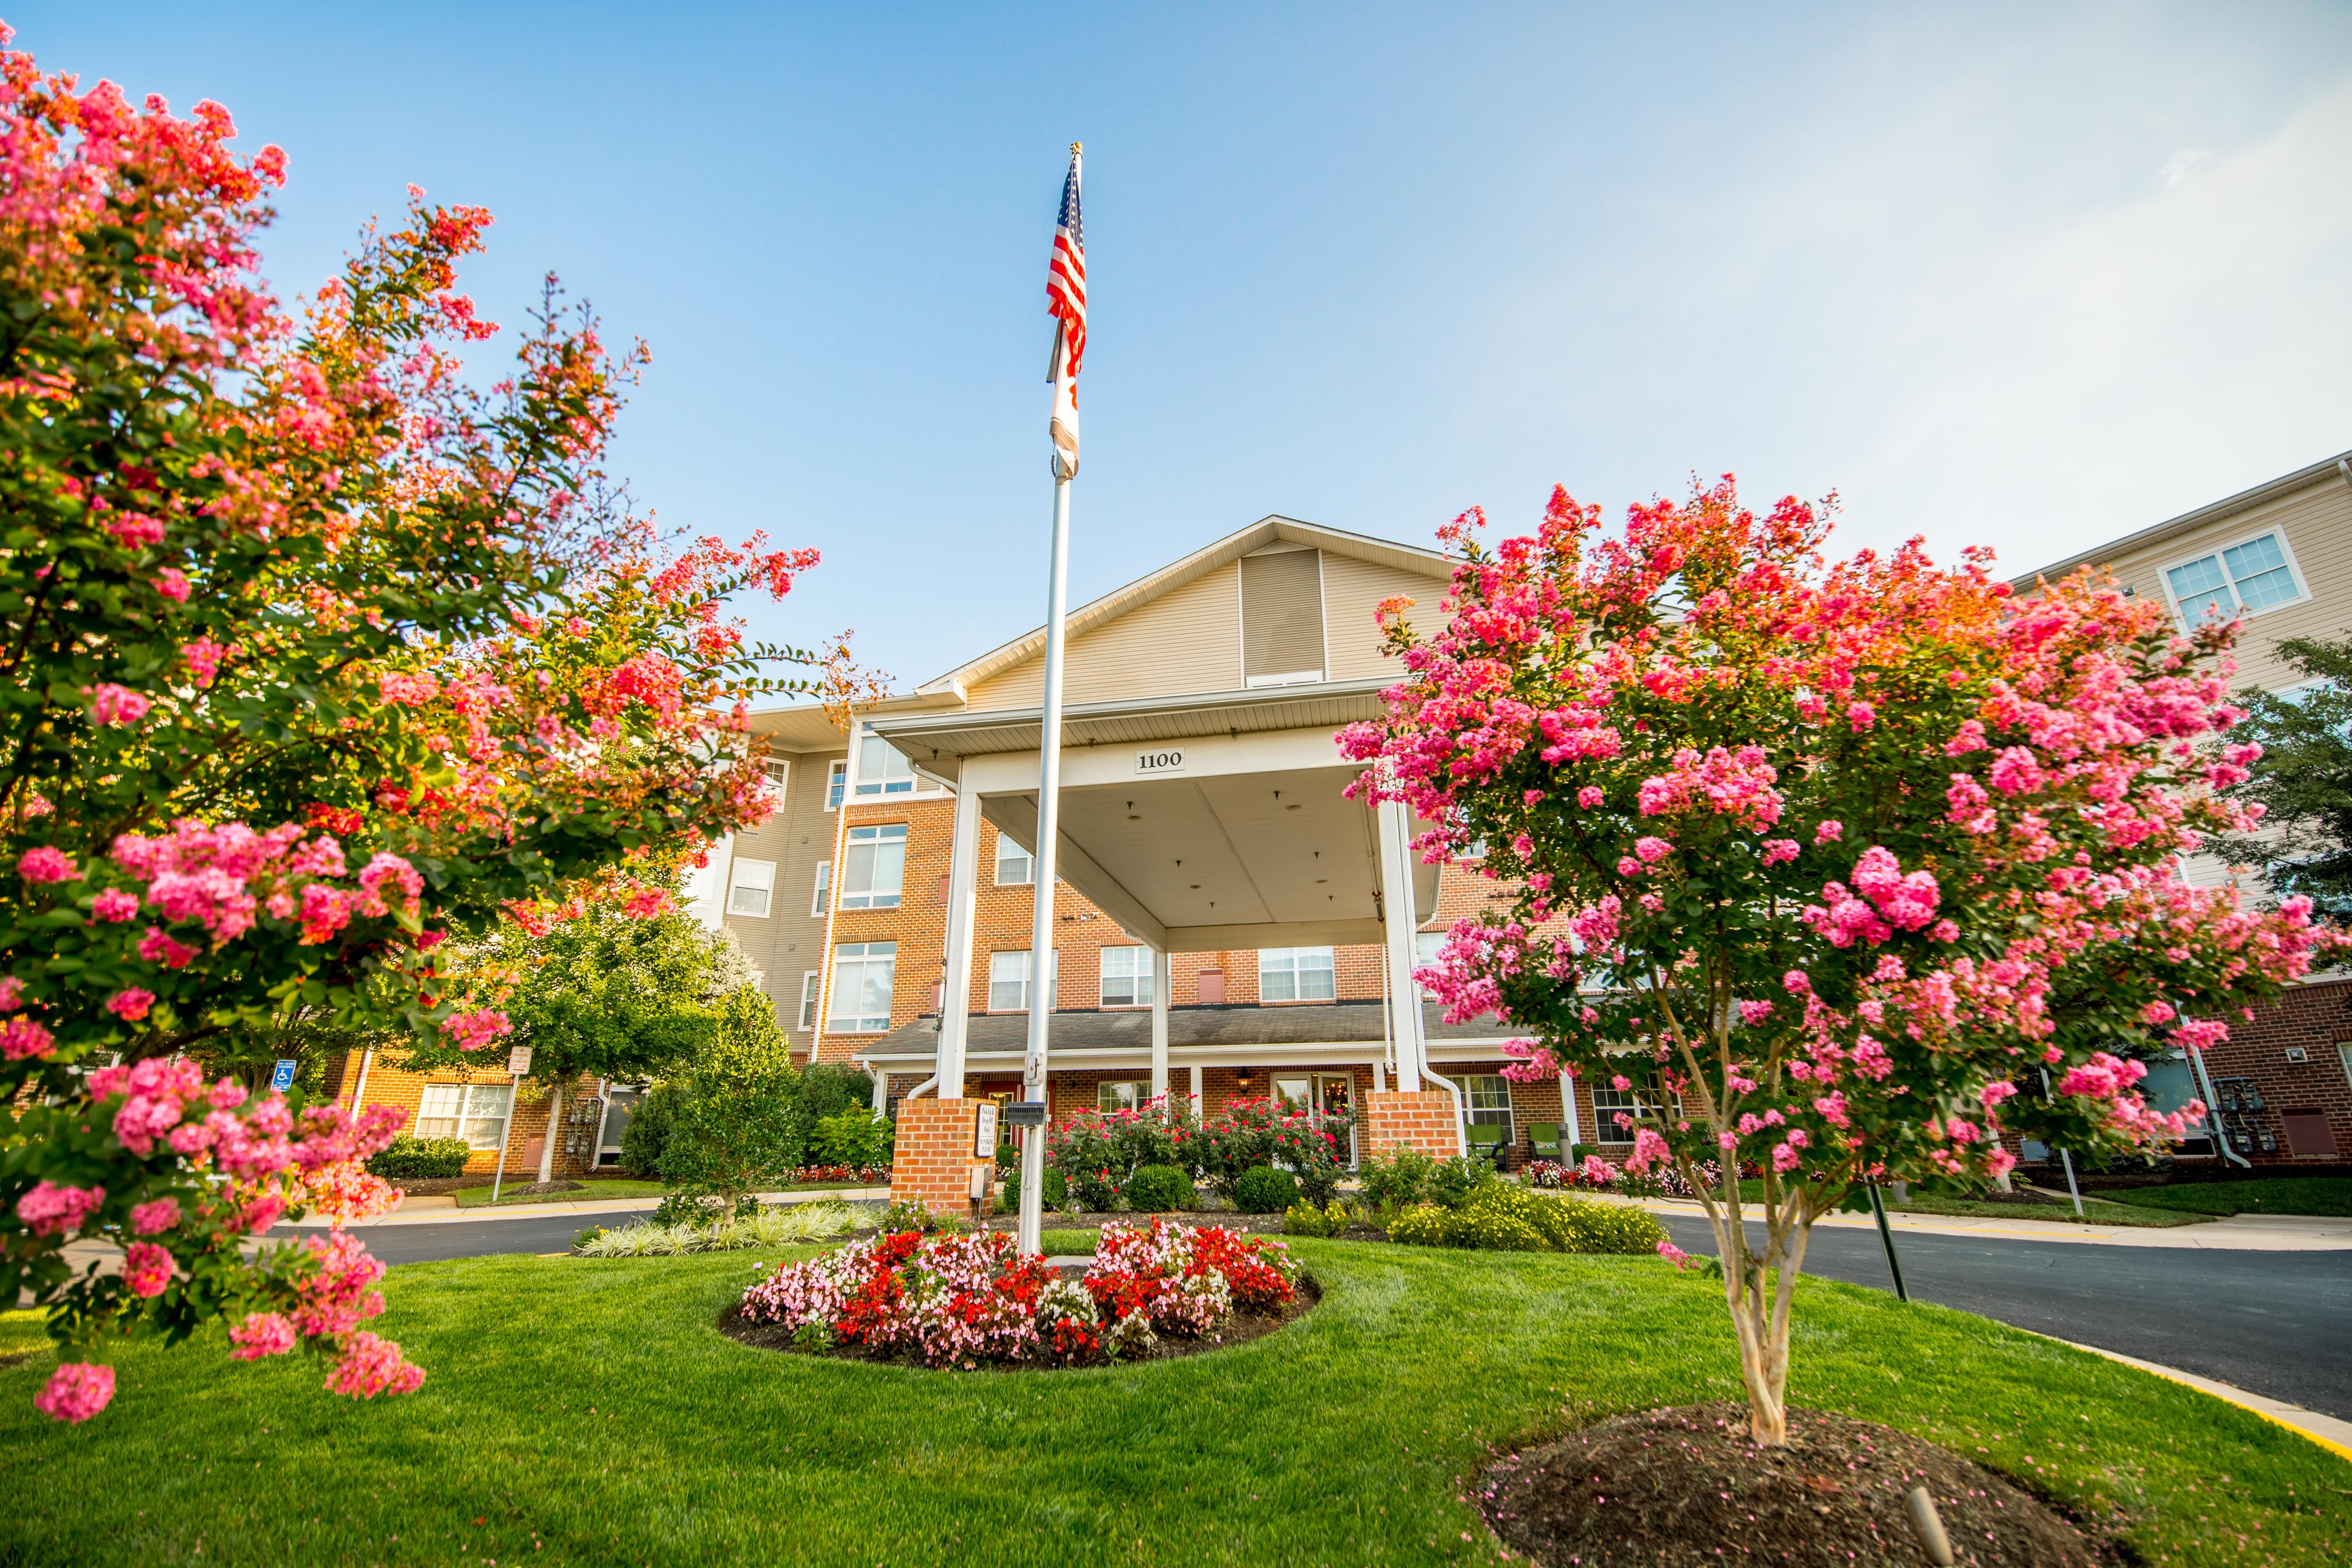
[
  {"x1": 828, "y1": 942, "x2": 896, "y2": 1033},
  {"x1": 989, "y1": 950, "x2": 1058, "y2": 1012},
  {"x1": 1100, "y1": 945, "x2": 1154, "y2": 1006},
  {"x1": 1259, "y1": 945, "x2": 1336, "y2": 1002},
  {"x1": 811, "y1": 861, "x2": 832, "y2": 917},
  {"x1": 995, "y1": 835, "x2": 1034, "y2": 885},
  {"x1": 826, "y1": 760, "x2": 848, "y2": 810},
  {"x1": 839, "y1": 824, "x2": 907, "y2": 910},
  {"x1": 2165, "y1": 531, "x2": 2305, "y2": 626},
  {"x1": 727, "y1": 858, "x2": 775, "y2": 918}
]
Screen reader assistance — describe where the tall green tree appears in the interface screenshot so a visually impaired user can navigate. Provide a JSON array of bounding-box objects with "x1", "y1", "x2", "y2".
[
  {"x1": 658, "y1": 987, "x2": 807, "y2": 1211},
  {"x1": 2220, "y1": 632, "x2": 2352, "y2": 914}
]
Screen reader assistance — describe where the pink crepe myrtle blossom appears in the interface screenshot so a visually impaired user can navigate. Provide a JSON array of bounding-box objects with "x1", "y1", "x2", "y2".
[
  {"x1": 17, "y1": 1181, "x2": 105, "y2": 1237},
  {"x1": 1633, "y1": 835, "x2": 1672, "y2": 863},
  {"x1": 153, "y1": 567, "x2": 192, "y2": 601},
  {"x1": 1760, "y1": 838, "x2": 1798, "y2": 866},
  {"x1": 1656, "y1": 1240, "x2": 1694, "y2": 1271},
  {"x1": 18, "y1": 847, "x2": 77, "y2": 883},
  {"x1": 34, "y1": 1362, "x2": 115, "y2": 1423},
  {"x1": 1737, "y1": 999, "x2": 1774, "y2": 1025},
  {"x1": 1577, "y1": 785, "x2": 1606, "y2": 808},
  {"x1": 324, "y1": 1332, "x2": 427, "y2": 1399},
  {"x1": 0, "y1": 976, "x2": 20, "y2": 1011},
  {"x1": 1846, "y1": 701, "x2": 1876, "y2": 732},
  {"x1": 91, "y1": 888, "x2": 140, "y2": 921},
  {"x1": 230, "y1": 1312, "x2": 299, "y2": 1360},
  {"x1": 105, "y1": 988, "x2": 156, "y2": 1021},
  {"x1": 130, "y1": 1198, "x2": 181, "y2": 1235},
  {"x1": 2, "y1": 1017, "x2": 56, "y2": 1060},
  {"x1": 1812, "y1": 820, "x2": 1843, "y2": 845},
  {"x1": 122, "y1": 1241, "x2": 173, "y2": 1297},
  {"x1": 442, "y1": 1008, "x2": 511, "y2": 1051},
  {"x1": 84, "y1": 683, "x2": 153, "y2": 726}
]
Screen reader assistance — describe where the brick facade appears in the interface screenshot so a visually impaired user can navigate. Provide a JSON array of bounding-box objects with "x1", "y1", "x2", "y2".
[
  {"x1": 1362, "y1": 1091, "x2": 1463, "y2": 1159},
  {"x1": 887, "y1": 1097, "x2": 995, "y2": 1216},
  {"x1": 2171, "y1": 976, "x2": 2352, "y2": 1168}
]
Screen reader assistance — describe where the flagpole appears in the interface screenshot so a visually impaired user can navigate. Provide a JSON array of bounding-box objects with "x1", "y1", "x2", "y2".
[{"x1": 1019, "y1": 144, "x2": 1082, "y2": 1259}]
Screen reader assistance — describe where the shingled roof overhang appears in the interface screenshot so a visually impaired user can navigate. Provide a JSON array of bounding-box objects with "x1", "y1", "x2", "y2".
[{"x1": 849, "y1": 1001, "x2": 1521, "y2": 1073}]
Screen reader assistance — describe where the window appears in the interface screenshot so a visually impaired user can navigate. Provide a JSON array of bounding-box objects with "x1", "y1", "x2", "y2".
[
  {"x1": 827, "y1": 942, "x2": 896, "y2": 1033},
  {"x1": 1240, "y1": 545, "x2": 1326, "y2": 686},
  {"x1": 1259, "y1": 946, "x2": 1336, "y2": 1002},
  {"x1": 415, "y1": 1082, "x2": 513, "y2": 1150},
  {"x1": 989, "y1": 950, "x2": 1058, "y2": 1012},
  {"x1": 798, "y1": 971, "x2": 821, "y2": 1031},
  {"x1": 839, "y1": 824, "x2": 907, "y2": 910},
  {"x1": 1414, "y1": 932, "x2": 1444, "y2": 999},
  {"x1": 727, "y1": 857, "x2": 776, "y2": 918},
  {"x1": 810, "y1": 861, "x2": 832, "y2": 917},
  {"x1": 1590, "y1": 1070, "x2": 1678, "y2": 1140},
  {"x1": 758, "y1": 756, "x2": 790, "y2": 795},
  {"x1": 852, "y1": 725, "x2": 917, "y2": 797},
  {"x1": 2163, "y1": 531, "x2": 2306, "y2": 627},
  {"x1": 995, "y1": 835, "x2": 1034, "y2": 886},
  {"x1": 1463, "y1": 1074, "x2": 1513, "y2": 1134},
  {"x1": 1100, "y1": 946, "x2": 1154, "y2": 1006},
  {"x1": 1272, "y1": 1076, "x2": 1313, "y2": 1111},
  {"x1": 1096, "y1": 1080, "x2": 1147, "y2": 1113},
  {"x1": 825, "y1": 760, "x2": 848, "y2": 810}
]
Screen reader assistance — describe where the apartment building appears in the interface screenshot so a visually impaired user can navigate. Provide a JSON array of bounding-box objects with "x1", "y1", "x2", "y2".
[{"x1": 2012, "y1": 450, "x2": 2352, "y2": 1170}]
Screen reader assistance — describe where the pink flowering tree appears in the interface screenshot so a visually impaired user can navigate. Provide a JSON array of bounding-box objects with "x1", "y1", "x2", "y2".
[
  {"x1": 0, "y1": 37, "x2": 853, "y2": 1419},
  {"x1": 1343, "y1": 478, "x2": 2345, "y2": 1445}
]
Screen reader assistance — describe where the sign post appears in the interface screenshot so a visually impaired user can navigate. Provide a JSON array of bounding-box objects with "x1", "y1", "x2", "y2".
[{"x1": 490, "y1": 1045, "x2": 534, "y2": 1205}]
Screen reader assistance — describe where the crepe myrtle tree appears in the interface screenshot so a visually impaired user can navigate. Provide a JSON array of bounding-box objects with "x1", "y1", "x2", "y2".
[
  {"x1": 0, "y1": 37, "x2": 862, "y2": 1422},
  {"x1": 1342, "y1": 477, "x2": 2344, "y2": 1445}
]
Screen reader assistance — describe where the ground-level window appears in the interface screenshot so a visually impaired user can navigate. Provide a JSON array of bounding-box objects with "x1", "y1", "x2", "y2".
[
  {"x1": 1259, "y1": 945, "x2": 1336, "y2": 1002},
  {"x1": 1463, "y1": 1074, "x2": 1512, "y2": 1137},
  {"x1": 416, "y1": 1082, "x2": 513, "y2": 1150},
  {"x1": 727, "y1": 857, "x2": 775, "y2": 918},
  {"x1": 594, "y1": 1085, "x2": 642, "y2": 1167},
  {"x1": 1271, "y1": 1076, "x2": 1313, "y2": 1112},
  {"x1": 1100, "y1": 945, "x2": 1154, "y2": 1006},
  {"x1": 828, "y1": 942, "x2": 896, "y2": 1033},
  {"x1": 1096, "y1": 1080, "x2": 1147, "y2": 1113},
  {"x1": 798, "y1": 971, "x2": 821, "y2": 1031},
  {"x1": 990, "y1": 950, "x2": 1058, "y2": 1012},
  {"x1": 1589, "y1": 1075, "x2": 1639, "y2": 1141}
]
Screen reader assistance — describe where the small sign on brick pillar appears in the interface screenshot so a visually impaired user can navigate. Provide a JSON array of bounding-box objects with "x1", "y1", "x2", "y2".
[
  {"x1": 889, "y1": 1098, "x2": 996, "y2": 1217},
  {"x1": 1362, "y1": 1090, "x2": 1461, "y2": 1160}
]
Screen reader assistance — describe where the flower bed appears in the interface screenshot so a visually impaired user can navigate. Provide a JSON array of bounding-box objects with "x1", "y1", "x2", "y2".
[
  {"x1": 791, "y1": 1164, "x2": 890, "y2": 1186},
  {"x1": 728, "y1": 1219, "x2": 1306, "y2": 1369}
]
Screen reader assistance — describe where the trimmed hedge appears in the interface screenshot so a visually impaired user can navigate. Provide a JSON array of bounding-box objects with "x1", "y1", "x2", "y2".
[
  {"x1": 364, "y1": 1135, "x2": 472, "y2": 1180},
  {"x1": 1233, "y1": 1165, "x2": 1297, "y2": 1215},
  {"x1": 1384, "y1": 1184, "x2": 1666, "y2": 1254},
  {"x1": 1125, "y1": 1164, "x2": 1194, "y2": 1213}
]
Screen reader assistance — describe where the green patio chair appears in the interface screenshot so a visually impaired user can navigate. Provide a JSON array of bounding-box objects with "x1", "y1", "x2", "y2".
[
  {"x1": 1465, "y1": 1122, "x2": 1507, "y2": 1166},
  {"x1": 1527, "y1": 1122, "x2": 1563, "y2": 1162}
]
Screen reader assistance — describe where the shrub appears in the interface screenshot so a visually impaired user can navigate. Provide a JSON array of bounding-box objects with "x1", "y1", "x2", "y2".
[
  {"x1": 618, "y1": 1080, "x2": 682, "y2": 1177},
  {"x1": 363, "y1": 1135, "x2": 472, "y2": 1181},
  {"x1": 796, "y1": 1061, "x2": 880, "y2": 1126},
  {"x1": 1357, "y1": 1145, "x2": 1436, "y2": 1210},
  {"x1": 574, "y1": 1201, "x2": 859, "y2": 1257},
  {"x1": 1428, "y1": 1154, "x2": 1498, "y2": 1210},
  {"x1": 1125, "y1": 1164, "x2": 1194, "y2": 1213},
  {"x1": 1282, "y1": 1201, "x2": 1327, "y2": 1237},
  {"x1": 812, "y1": 1107, "x2": 892, "y2": 1170},
  {"x1": 1381, "y1": 1184, "x2": 1667, "y2": 1255},
  {"x1": 1191, "y1": 1098, "x2": 1286, "y2": 1198},
  {"x1": 658, "y1": 1006, "x2": 808, "y2": 1209},
  {"x1": 1384, "y1": 1203, "x2": 1452, "y2": 1245},
  {"x1": 1233, "y1": 1166, "x2": 1297, "y2": 1215},
  {"x1": 1559, "y1": 1200, "x2": 1668, "y2": 1254},
  {"x1": 1271, "y1": 1109, "x2": 1354, "y2": 1207},
  {"x1": 1046, "y1": 1098, "x2": 1190, "y2": 1209},
  {"x1": 1045, "y1": 1168, "x2": 1069, "y2": 1209},
  {"x1": 574, "y1": 1226, "x2": 608, "y2": 1249},
  {"x1": 881, "y1": 1198, "x2": 956, "y2": 1234}
]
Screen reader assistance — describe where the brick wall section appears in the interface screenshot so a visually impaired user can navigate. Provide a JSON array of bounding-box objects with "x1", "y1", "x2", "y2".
[
  {"x1": 888, "y1": 1097, "x2": 995, "y2": 1215},
  {"x1": 1362, "y1": 1090, "x2": 1462, "y2": 1159},
  {"x1": 330, "y1": 1053, "x2": 578, "y2": 1180},
  {"x1": 2182, "y1": 976, "x2": 2352, "y2": 1165}
]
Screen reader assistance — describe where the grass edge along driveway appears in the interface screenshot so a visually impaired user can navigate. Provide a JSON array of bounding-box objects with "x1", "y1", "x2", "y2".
[{"x1": 4, "y1": 1244, "x2": 2345, "y2": 1566}]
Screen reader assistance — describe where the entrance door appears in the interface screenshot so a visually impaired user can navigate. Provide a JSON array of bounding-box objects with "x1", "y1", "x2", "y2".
[
  {"x1": 596, "y1": 1086, "x2": 644, "y2": 1168},
  {"x1": 1317, "y1": 1074, "x2": 1357, "y2": 1166}
]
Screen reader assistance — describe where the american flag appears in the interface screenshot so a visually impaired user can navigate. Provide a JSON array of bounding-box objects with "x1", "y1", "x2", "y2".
[
  {"x1": 1047, "y1": 144, "x2": 1084, "y2": 477},
  {"x1": 1047, "y1": 144, "x2": 1086, "y2": 379}
]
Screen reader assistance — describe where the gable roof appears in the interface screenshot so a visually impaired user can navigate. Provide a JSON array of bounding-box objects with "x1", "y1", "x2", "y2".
[
  {"x1": 914, "y1": 514, "x2": 1453, "y2": 697},
  {"x1": 2011, "y1": 450, "x2": 2352, "y2": 592}
]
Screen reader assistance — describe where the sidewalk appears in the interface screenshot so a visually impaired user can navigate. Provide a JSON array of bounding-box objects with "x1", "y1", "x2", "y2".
[
  {"x1": 1599, "y1": 1193, "x2": 2352, "y2": 1251},
  {"x1": 296, "y1": 1185, "x2": 891, "y2": 1229}
]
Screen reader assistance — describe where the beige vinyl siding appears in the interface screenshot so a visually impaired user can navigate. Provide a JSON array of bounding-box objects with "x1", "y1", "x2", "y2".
[
  {"x1": 1321, "y1": 554, "x2": 1446, "y2": 681},
  {"x1": 2064, "y1": 475, "x2": 2352, "y2": 697},
  {"x1": 721, "y1": 746, "x2": 848, "y2": 1047},
  {"x1": 964, "y1": 563, "x2": 1246, "y2": 712}
]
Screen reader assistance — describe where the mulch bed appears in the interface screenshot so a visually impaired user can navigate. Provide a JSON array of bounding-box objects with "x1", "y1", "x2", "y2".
[
  {"x1": 1477, "y1": 1403, "x2": 2126, "y2": 1567},
  {"x1": 716, "y1": 1275, "x2": 1320, "y2": 1370}
]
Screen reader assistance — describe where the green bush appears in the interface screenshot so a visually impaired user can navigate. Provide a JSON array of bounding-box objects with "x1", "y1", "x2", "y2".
[
  {"x1": 1557, "y1": 1198, "x2": 1668, "y2": 1254},
  {"x1": 1358, "y1": 1144, "x2": 1435, "y2": 1210},
  {"x1": 1125, "y1": 1163, "x2": 1194, "y2": 1213},
  {"x1": 1381, "y1": 1184, "x2": 1667, "y2": 1255},
  {"x1": 657, "y1": 992, "x2": 808, "y2": 1208},
  {"x1": 363, "y1": 1135, "x2": 471, "y2": 1180},
  {"x1": 1284, "y1": 1198, "x2": 1365, "y2": 1237},
  {"x1": 811, "y1": 1107, "x2": 892, "y2": 1168},
  {"x1": 1384, "y1": 1202, "x2": 1453, "y2": 1245},
  {"x1": 574, "y1": 1226, "x2": 608, "y2": 1249},
  {"x1": 619, "y1": 1079, "x2": 683, "y2": 1177},
  {"x1": 1233, "y1": 1165, "x2": 1297, "y2": 1214},
  {"x1": 1045, "y1": 1168, "x2": 1068, "y2": 1209},
  {"x1": 1428, "y1": 1154, "x2": 1499, "y2": 1210},
  {"x1": 796, "y1": 1060, "x2": 879, "y2": 1126}
]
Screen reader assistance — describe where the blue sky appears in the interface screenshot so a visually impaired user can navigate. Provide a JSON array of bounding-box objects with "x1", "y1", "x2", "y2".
[{"x1": 19, "y1": 3, "x2": 2352, "y2": 689}]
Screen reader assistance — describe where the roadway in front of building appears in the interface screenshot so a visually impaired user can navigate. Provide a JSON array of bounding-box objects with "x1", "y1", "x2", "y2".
[
  {"x1": 312, "y1": 1205, "x2": 2352, "y2": 1425},
  {"x1": 1655, "y1": 1214, "x2": 2352, "y2": 1423}
]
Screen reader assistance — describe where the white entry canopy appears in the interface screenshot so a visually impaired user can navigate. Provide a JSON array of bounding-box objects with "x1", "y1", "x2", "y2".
[{"x1": 870, "y1": 682, "x2": 1440, "y2": 953}]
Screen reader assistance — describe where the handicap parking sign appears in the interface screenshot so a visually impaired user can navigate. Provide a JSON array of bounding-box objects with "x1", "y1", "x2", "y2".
[{"x1": 269, "y1": 1059, "x2": 298, "y2": 1093}]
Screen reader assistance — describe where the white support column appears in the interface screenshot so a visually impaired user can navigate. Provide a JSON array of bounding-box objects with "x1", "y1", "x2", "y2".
[
  {"x1": 1376, "y1": 799, "x2": 1428, "y2": 1092},
  {"x1": 1149, "y1": 948, "x2": 1171, "y2": 1099},
  {"x1": 1188, "y1": 1062, "x2": 1203, "y2": 1113},
  {"x1": 934, "y1": 784, "x2": 984, "y2": 1099},
  {"x1": 1559, "y1": 1069, "x2": 1581, "y2": 1149}
]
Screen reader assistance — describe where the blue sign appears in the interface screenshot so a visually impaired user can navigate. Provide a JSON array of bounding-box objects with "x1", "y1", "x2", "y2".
[{"x1": 269, "y1": 1059, "x2": 298, "y2": 1093}]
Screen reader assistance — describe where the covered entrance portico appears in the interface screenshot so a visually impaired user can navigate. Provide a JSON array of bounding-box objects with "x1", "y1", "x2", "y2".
[{"x1": 866, "y1": 681, "x2": 1470, "y2": 1212}]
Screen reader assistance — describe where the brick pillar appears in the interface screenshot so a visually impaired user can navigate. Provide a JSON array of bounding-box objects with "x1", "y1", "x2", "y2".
[
  {"x1": 1362, "y1": 1090, "x2": 1460, "y2": 1160},
  {"x1": 888, "y1": 1098, "x2": 995, "y2": 1217}
]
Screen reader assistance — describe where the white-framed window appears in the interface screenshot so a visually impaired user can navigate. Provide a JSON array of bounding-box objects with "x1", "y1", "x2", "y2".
[
  {"x1": 989, "y1": 950, "x2": 1058, "y2": 1012},
  {"x1": 828, "y1": 942, "x2": 896, "y2": 1033},
  {"x1": 798, "y1": 971, "x2": 821, "y2": 1031},
  {"x1": 1590, "y1": 1069, "x2": 1678, "y2": 1139},
  {"x1": 2162, "y1": 530, "x2": 2308, "y2": 627},
  {"x1": 852, "y1": 725, "x2": 918, "y2": 797},
  {"x1": 825, "y1": 760, "x2": 848, "y2": 811},
  {"x1": 759, "y1": 756, "x2": 790, "y2": 796},
  {"x1": 811, "y1": 860, "x2": 832, "y2": 917},
  {"x1": 1414, "y1": 932, "x2": 1444, "y2": 999},
  {"x1": 1096, "y1": 1080, "x2": 1147, "y2": 1113},
  {"x1": 1463, "y1": 1074, "x2": 1513, "y2": 1134},
  {"x1": 838, "y1": 824, "x2": 907, "y2": 910},
  {"x1": 1259, "y1": 945, "x2": 1336, "y2": 1002},
  {"x1": 1100, "y1": 946, "x2": 1154, "y2": 1007},
  {"x1": 416, "y1": 1082, "x2": 513, "y2": 1150},
  {"x1": 1272, "y1": 1076, "x2": 1313, "y2": 1111},
  {"x1": 727, "y1": 857, "x2": 776, "y2": 918},
  {"x1": 995, "y1": 835, "x2": 1034, "y2": 886}
]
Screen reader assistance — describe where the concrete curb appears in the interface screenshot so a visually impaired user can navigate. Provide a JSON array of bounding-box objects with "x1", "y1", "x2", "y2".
[{"x1": 1602, "y1": 1193, "x2": 2352, "y2": 1251}]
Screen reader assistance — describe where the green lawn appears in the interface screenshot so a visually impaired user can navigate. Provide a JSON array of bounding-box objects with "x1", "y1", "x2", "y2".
[
  {"x1": 2105, "y1": 1177, "x2": 2352, "y2": 1218},
  {"x1": 452, "y1": 1179, "x2": 672, "y2": 1209},
  {"x1": 3, "y1": 1245, "x2": 2343, "y2": 1566}
]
